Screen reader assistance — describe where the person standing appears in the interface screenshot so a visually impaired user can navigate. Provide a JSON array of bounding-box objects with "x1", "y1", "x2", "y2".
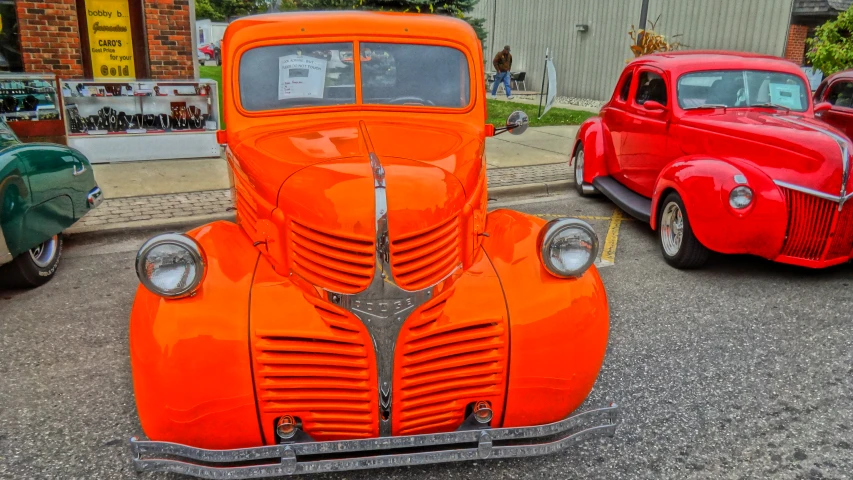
[{"x1": 491, "y1": 45, "x2": 514, "y2": 100}]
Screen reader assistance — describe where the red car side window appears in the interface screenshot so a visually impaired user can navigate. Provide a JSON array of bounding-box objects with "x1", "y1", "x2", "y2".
[
  {"x1": 635, "y1": 71, "x2": 667, "y2": 106},
  {"x1": 826, "y1": 81, "x2": 853, "y2": 108},
  {"x1": 619, "y1": 72, "x2": 633, "y2": 102}
]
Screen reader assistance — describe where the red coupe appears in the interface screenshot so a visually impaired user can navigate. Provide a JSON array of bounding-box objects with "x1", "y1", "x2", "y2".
[
  {"x1": 813, "y1": 69, "x2": 853, "y2": 141},
  {"x1": 573, "y1": 51, "x2": 853, "y2": 269}
]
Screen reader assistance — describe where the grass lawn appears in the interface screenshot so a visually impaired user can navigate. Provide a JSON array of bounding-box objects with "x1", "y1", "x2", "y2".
[
  {"x1": 200, "y1": 65, "x2": 224, "y2": 128},
  {"x1": 486, "y1": 99, "x2": 596, "y2": 127},
  {"x1": 198, "y1": 65, "x2": 595, "y2": 129}
]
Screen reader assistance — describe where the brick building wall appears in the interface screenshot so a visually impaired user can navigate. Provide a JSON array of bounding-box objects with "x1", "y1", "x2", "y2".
[
  {"x1": 16, "y1": 0, "x2": 86, "y2": 77},
  {"x1": 14, "y1": 0, "x2": 193, "y2": 79},
  {"x1": 785, "y1": 24, "x2": 809, "y2": 65},
  {"x1": 143, "y1": 0, "x2": 194, "y2": 79}
]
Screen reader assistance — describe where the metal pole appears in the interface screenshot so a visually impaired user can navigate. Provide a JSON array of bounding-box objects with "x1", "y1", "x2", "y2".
[
  {"x1": 637, "y1": 0, "x2": 650, "y2": 46},
  {"x1": 538, "y1": 48, "x2": 548, "y2": 118}
]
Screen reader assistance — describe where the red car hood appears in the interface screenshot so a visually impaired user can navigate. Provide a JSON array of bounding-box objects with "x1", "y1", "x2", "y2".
[{"x1": 676, "y1": 110, "x2": 851, "y2": 196}]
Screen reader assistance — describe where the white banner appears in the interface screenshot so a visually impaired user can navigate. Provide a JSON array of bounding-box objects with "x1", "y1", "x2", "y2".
[{"x1": 540, "y1": 57, "x2": 557, "y2": 119}]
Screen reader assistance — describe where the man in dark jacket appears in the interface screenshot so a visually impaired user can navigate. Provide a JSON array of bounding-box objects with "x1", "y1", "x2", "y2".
[{"x1": 491, "y1": 45, "x2": 514, "y2": 99}]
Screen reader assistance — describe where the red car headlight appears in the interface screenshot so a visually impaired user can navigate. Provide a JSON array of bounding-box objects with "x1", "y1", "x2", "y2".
[{"x1": 729, "y1": 185, "x2": 754, "y2": 209}]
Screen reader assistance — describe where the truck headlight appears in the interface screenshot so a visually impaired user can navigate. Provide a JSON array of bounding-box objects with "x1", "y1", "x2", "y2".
[
  {"x1": 539, "y1": 218, "x2": 599, "y2": 278},
  {"x1": 135, "y1": 233, "x2": 205, "y2": 298},
  {"x1": 729, "y1": 186, "x2": 753, "y2": 209}
]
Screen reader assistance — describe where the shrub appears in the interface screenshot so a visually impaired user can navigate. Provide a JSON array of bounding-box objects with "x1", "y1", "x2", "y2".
[{"x1": 806, "y1": 6, "x2": 853, "y2": 76}]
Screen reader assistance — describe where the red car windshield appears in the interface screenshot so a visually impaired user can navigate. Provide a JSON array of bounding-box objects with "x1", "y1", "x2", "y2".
[{"x1": 678, "y1": 70, "x2": 809, "y2": 112}]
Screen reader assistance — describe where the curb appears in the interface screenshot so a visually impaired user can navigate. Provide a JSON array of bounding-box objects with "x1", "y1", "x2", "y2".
[
  {"x1": 489, "y1": 180, "x2": 571, "y2": 199},
  {"x1": 65, "y1": 212, "x2": 236, "y2": 236},
  {"x1": 64, "y1": 181, "x2": 570, "y2": 236}
]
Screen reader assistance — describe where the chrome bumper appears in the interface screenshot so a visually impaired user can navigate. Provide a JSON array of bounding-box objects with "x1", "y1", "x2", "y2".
[{"x1": 130, "y1": 404, "x2": 618, "y2": 478}]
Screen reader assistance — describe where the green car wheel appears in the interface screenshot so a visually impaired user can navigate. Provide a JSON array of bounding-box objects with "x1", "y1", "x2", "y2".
[{"x1": 0, "y1": 234, "x2": 63, "y2": 288}]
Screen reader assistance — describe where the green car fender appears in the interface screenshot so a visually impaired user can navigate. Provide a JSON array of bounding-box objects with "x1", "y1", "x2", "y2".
[{"x1": 0, "y1": 143, "x2": 99, "y2": 263}]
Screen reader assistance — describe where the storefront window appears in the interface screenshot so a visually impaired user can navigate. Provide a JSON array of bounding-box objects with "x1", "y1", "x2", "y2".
[{"x1": 0, "y1": 0, "x2": 22, "y2": 72}]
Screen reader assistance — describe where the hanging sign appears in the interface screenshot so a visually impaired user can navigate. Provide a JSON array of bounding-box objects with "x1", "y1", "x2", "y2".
[
  {"x1": 278, "y1": 55, "x2": 327, "y2": 100},
  {"x1": 85, "y1": 0, "x2": 136, "y2": 79}
]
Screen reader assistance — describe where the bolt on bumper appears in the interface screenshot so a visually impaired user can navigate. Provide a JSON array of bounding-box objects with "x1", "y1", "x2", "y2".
[{"x1": 130, "y1": 403, "x2": 618, "y2": 478}]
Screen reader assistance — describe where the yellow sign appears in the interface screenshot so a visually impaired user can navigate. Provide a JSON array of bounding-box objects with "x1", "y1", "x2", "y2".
[{"x1": 85, "y1": 0, "x2": 135, "y2": 79}]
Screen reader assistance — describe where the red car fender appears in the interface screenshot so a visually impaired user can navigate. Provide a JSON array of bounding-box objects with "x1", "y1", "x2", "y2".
[
  {"x1": 651, "y1": 157, "x2": 787, "y2": 259},
  {"x1": 571, "y1": 117, "x2": 609, "y2": 183},
  {"x1": 481, "y1": 209, "x2": 609, "y2": 428},
  {"x1": 130, "y1": 221, "x2": 263, "y2": 449}
]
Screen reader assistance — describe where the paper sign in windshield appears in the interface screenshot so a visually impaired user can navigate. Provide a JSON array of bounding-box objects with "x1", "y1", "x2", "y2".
[
  {"x1": 769, "y1": 84, "x2": 803, "y2": 110},
  {"x1": 278, "y1": 55, "x2": 327, "y2": 100}
]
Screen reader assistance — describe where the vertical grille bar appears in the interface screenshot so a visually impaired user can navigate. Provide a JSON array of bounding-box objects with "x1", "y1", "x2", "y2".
[{"x1": 779, "y1": 187, "x2": 845, "y2": 261}]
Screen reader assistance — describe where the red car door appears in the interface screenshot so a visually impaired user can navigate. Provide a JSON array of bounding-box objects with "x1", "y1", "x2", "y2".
[
  {"x1": 619, "y1": 67, "x2": 672, "y2": 197},
  {"x1": 600, "y1": 68, "x2": 635, "y2": 180},
  {"x1": 819, "y1": 79, "x2": 853, "y2": 140}
]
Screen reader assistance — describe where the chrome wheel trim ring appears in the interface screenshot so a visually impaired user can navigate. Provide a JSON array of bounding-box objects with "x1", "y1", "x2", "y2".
[
  {"x1": 575, "y1": 149, "x2": 585, "y2": 185},
  {"x1": 660, "y1": 202, "x2": 684, "y2": 257},
  {"x1": 29, "y1": 235, "x2": 58, "y2": 268}
]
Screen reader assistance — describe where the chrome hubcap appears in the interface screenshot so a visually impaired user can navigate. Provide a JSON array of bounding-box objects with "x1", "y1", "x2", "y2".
[
  {"x1": 29, "y1": 235, "x2": 58, "y2": 268},
  {"x1": 660, "y1": 202, "x2": 684, "y2": 256},
  {"x1": 575, "y1": 150, "x2": 584, "y2": 184}
]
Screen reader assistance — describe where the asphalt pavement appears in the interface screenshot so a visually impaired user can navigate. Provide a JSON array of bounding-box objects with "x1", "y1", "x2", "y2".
[{"x1": 1, "y1": 192, "x2": 852, "y2": 479}]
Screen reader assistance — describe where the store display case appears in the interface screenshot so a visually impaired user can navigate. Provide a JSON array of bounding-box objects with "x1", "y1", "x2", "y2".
[
  {"x1": 61, "y1": 79, "x2": 221, "y2": 163},
  {"x1": 0, "y1": 73, "x2": 66, "y2": 144}
]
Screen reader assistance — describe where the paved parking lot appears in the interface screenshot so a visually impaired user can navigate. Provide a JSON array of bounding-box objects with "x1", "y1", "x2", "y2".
[{"x1": 1, "y1": 191, "x2": 852, "y2": 479}]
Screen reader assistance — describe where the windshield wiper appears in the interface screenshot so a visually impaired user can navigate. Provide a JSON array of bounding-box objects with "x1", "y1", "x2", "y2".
[
  {"x1": 685, "y1": 104, "x2": 728, "y2": 110},
  {"x1": 752, "y1": 103, "x2": 791, "y2": 111}
]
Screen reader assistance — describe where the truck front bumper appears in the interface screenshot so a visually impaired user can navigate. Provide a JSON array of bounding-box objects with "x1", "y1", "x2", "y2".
[{"x1": 131, "y1": 404, "x2": 619, "y2": 478}]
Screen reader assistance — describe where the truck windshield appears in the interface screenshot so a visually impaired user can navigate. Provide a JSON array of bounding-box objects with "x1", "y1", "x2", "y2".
[
  {"x1": 239, "y1": 42, "x2": 356, "y2": 111},
  {"x1": 678, "y1": 70, "x2": 809, "y2": 112},
  {"x1": 239, "y1": 42, "x2": 471, "y2": 112},
  {"x1": 360, "y1": 43, "x2": 470, "y2": 108}
]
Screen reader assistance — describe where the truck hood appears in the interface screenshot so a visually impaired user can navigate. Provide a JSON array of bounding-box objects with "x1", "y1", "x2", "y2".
[
  {"x1": 229, "y1": 118, "x2": 484, "y2": 207},
  {"x1": 676, "y1": 110, "x2": 851, "y2": 195}
]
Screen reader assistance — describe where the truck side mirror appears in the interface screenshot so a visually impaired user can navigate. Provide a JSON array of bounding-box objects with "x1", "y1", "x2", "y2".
[{"x1": 491, "y1": 110, "x2": 529, "y2": 136}]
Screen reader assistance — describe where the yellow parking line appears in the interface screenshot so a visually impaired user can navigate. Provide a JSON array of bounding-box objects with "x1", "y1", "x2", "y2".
[{"x1": 600, "y1": 209, "x2": 624, "y2": 264}]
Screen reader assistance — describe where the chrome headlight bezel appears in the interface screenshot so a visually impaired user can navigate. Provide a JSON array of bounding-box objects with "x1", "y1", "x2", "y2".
[
  {"x1": 135, "y1": 233, "x2": 206, "y2": 298},
  {"x1": 538, "y1": 218, "x2": 600, "y2": 278}
]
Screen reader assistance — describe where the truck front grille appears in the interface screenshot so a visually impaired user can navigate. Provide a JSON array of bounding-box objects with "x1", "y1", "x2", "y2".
[
  {"x1": 253, "y1": 295, "x2": 377, "y2": 440},
  {"x1": 394, "y1": 290, "x2": 508, "y2": 435},
  {"x1": 390, "y1": 216, "x2": 461, "y2": 291},
  {"x1": 289, "y1": 220, "x2": 374, "y2": 294}
]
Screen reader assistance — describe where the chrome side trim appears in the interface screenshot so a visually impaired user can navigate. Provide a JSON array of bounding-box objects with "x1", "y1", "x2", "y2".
[
  {"x1": 773, "y1": 180, "x2": 853, "y2": 204},
  {"x1": 581, "y1": 183, "x2": 597, "y2": 195},
  {"x1": 130, "y1": 404, "x2": 619, "y2": 478},
  {"x1": 0, "y1": 223, "x2": 12, "y2": 266},
  {"x1": 771, "y1": 115, "x2": 851, "y2": 209}
]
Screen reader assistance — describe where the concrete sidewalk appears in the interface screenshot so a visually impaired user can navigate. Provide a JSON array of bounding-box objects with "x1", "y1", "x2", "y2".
[
  {"x1": 91, "y1": 125, "x2": 578, "y2": 199},
  {"x1": 75, "y1": 126, "x2": 578, "y2": 234}
]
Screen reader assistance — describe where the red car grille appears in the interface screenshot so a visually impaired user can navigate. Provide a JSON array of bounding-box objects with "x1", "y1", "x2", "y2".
[
  {"x1": 780, "y1": 188, "x2": 853, "y2": 261},
  {"x1": 289, "y1": 220, "x2": 374, "y2": 294},
  {"x1": 254, "y1": 296, "x2": 377, "y2": 440},
  {"x1": 390, "y1": 216, "x2": 461, "y2": 291},
  {"x1": 394, "y1": 290, "x2": 508, "y2": 435}
]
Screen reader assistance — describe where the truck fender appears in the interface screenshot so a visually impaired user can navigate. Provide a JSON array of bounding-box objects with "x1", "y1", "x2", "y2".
[
  {"x1": 571, "y1": 117, "x2": 609, "y2": 184},
  {"x1": 130, "y1": 220, "x2": 264, "y2": 450},
  {"x1": 481, "y1": 209, "x2": 609, "y2": 427},
  {"x1": 651, "y1": 156, "x2": 787, "y2": 257}
]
